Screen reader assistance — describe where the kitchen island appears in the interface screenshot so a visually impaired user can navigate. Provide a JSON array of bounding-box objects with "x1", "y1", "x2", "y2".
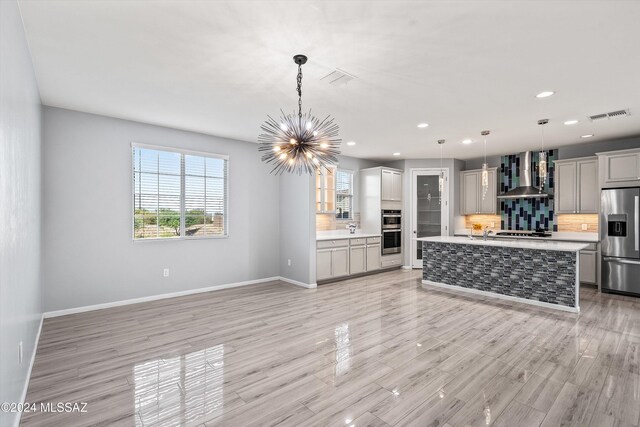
[{"x1": 417, "y1": 236, "x2": 589, "y2": 313}]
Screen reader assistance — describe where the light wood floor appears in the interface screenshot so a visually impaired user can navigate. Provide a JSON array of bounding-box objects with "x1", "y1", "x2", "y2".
[{"x1": 22, "y1": 269, "x2": 640, "y2": 427}]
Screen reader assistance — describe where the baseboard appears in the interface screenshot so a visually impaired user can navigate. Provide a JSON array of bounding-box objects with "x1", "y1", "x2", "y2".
[
  {"x1": 44, "y1": 276, "x2": 281, "y2": 318},
  {"x1": 15, "y1": 313, "x2": 44, "y2": 427},
  {"x1": 278, "y1": 276, "x2": 317, "y2": 289},
  {"x1": 422, "y1": 280, "x2": 580, "y2": 314},
  {"x1": 402, "y1": 265, "x2": 414, "y2": 270}
]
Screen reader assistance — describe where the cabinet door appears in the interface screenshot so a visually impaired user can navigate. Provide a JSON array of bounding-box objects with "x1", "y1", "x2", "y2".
[
  {"x1": 317, "y1": 249, "x2": 333, "y2": 281},
  {"x1": 604, "y1": 152, "x2": 640, "y2": 183},
  {"x1": 462, "y1": 172, "x2": 479, "y2": 215},
  {"x1": 324, "y1": 167, "x2": 336, "y2": 212},
  {"x1": 479, "y1": 169, "x2": 497, "y2": 214},
  {"x1": 579, "y1": 251, "x2": 596, "y2": 284},
  {"x1": 350, "y1": 245, "x2": 366, "y2": 275},
  {"x1": 577, "y1": 160, "x2": 598, "y2": 213},
  {"x1": 381, "y1": 170, "x2": 393, "y2": 201},
  {"x1": 556, "y1": 162, "x2": 577, "y2": 213},
  {"x1": 392, "y1": 172, "x2": 402, "y2": 201},
  {"x1": 366, "y1": 245, "x2": 381, "y2": 271},
  {"x1": 332, "y1": 247, "x2": 349, "y2": 277}
]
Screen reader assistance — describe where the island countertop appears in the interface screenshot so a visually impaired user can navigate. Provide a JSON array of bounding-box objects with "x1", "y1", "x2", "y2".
[{"x1": 416, "y1": 235, "x2": 589, "y2": 252}]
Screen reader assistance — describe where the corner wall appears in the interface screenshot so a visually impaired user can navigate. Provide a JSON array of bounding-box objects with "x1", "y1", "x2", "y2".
[
  {"x1": 279, "y1": 173, "x2": 316, "y2": 286},
  {"x1": 0, "y1": 2, "x2": 43, "y2": 426}
]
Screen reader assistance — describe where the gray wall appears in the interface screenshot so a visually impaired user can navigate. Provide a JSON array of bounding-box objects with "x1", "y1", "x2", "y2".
[
  {"x1": 0, "y1": 2, "x2": 43, "y2": 426},
  {"x1": 42, "y1": 107, "x2": 281, "y2": 311},
  {"x1": 279, "y1": 174, "x2": 316, "y2": 285},
  {"x1": 464, "y1": 136, "x2": 640, "y2": 170}
]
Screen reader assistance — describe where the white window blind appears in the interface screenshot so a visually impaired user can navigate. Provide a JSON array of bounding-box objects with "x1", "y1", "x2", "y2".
[
  {"x1": 133, "y1": 145, "x2": 228, "y2": 240},
  {"x1": 335, "y1": 169, "x2": 353, "y2": 220}
]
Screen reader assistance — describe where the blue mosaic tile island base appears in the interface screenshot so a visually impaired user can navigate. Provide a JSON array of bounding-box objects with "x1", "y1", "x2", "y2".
[{"x1": 422, "y1": 241, "x2": 577, "y2": 309}]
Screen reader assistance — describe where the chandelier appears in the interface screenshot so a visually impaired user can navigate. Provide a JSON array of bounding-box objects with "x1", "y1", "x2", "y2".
[{"x1": 258, "y1": 55, "x2": 341, "y2": 174}]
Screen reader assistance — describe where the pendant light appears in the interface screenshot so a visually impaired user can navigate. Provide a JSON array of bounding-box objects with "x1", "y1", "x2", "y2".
[
  {"x1": 481, "y1": 130, "x2": 490, "y2": 200},
  {"x1": 258, "y1": 55, "x2": 341, "y2": 174},
  {"x1": 438, "y1": 139, "x2": 445, "y2": 204},
  {"x1": 537, "y1": 119, "x2": 549, "y2": 190}
]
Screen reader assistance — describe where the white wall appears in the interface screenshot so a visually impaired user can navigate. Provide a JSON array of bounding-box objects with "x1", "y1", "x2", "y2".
[
  {"x1": 42, "y1": 107, "x2": 281, "y2": 311},
  {"x1": 0, "y1": 2, "x2": 43, "y2": 426}
]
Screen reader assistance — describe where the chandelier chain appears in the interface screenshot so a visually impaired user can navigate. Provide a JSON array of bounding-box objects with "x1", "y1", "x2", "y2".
[{"x1": 297, "y1": 64, "x2": 303, "y2": 119}]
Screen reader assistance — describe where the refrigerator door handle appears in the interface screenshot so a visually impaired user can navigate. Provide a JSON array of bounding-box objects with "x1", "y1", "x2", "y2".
[
  {"x1": 636, "y1": 196, "x2": 639, "y2": 252},
  {"x1": 603, "y1": 256, "x2": 640, "y2": 265}
]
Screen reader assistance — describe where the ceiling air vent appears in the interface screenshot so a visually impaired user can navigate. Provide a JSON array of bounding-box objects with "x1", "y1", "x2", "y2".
[
  {"x1": 320, "y1": 68, "x2": 357, "y2": 86},
  {"x1": 588, "y1": 109, "x2": 630, "y2": 121}
]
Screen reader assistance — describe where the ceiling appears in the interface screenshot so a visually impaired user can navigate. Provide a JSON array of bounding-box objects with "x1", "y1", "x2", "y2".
[{"x1": 18, "y1": 0, "x2": 640, "y2": 160}]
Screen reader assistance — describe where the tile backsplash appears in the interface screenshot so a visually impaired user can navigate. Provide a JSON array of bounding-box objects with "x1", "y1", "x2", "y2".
[
  {"x1": 316, "y1": 213, "x2": 360, "y2": 231},
  {"x1": 500, "y1": 150, "x2": 558, "y2": 231}
]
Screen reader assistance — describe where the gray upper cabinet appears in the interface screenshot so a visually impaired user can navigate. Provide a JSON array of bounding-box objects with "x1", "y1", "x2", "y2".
[
  {"x1": 555, "y1": 157, "x2": 598, "y2": 214},
  {"x1": 381, "y1": 169, "x2": 402, "y2": 201},
  {"x1": 555, "y1": 161, "x2": 577, "y2": 214},
  {"x1": 577, "y1": 159, "x2": 598, "y2": 213},
  {"x1": 460, "y1": 168, "x2": 497, "y2": 215},
  {"x1": 601, "y1": 150, "x2": 640, "y2": 183}
]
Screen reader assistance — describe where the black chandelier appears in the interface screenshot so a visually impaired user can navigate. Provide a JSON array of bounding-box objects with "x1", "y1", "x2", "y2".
[{"x1": 258, "y1": 54, "x2": 341, "y2": 175}]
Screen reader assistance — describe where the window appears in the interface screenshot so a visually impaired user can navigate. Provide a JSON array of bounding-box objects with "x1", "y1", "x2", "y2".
[
  {"x1": 335, "y1": 169, "x2": 353, "y2": 219},
  {"x1": 133, "y1": 144, "x2": 228, "y2": 240}
]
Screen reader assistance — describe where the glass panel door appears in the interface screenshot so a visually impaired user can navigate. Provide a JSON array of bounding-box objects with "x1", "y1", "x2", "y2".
[
  {"x1": 416, "y1": 175, "x2": 441, "y2": 260},
  {"x1": 411, "y1": 169, "x2": 449, "y2": 268}
]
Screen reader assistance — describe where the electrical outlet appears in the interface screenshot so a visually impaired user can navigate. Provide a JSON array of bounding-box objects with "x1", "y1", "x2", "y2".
[
  {"x1": 287, "y1": 259, "x2": 291, "y2": 266},
  {"x1": 490, "y1": 222, "x2": 495, "y2": 228},
  {"x1": 18, "y1": 341, "x2": 23, "y2": 365},
  {"x1": 581, "y1": 224, "x2": 588, "y2": 231},
  {"x1": 163, "y1": 268, "x2": 170, "y2": 277}
]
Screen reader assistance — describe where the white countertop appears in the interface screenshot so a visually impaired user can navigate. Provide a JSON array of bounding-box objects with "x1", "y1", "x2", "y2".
[
  {"x1": 316, "y1": 231, "x2": 381, "y2": 241},
  {"x1": 417, "y1": 235, "x2": 589, "y2": 252},
  {"x1": 454, "y1": 229, "x2": 599, "y2": 243}
]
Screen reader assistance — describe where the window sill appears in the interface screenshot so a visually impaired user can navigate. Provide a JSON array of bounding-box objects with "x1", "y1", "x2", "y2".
[{"x1": 133, "y1": 234, "x2": 229, "y2": 242}]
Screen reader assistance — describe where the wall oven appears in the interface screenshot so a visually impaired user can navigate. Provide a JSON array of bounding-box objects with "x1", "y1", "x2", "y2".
[{"x1": 382, "y1": 210, "x2": 402, "y2": 254}]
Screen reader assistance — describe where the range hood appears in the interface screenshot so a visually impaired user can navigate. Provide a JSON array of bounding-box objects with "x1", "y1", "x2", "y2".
[{"x1": 497, "y1": 151, "x2": 549, "y2": 199}]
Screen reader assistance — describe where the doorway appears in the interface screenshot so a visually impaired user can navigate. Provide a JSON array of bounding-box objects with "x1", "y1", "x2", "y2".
[{"x1": 410, "y1": 169, "x2": 449, "y2": 268}]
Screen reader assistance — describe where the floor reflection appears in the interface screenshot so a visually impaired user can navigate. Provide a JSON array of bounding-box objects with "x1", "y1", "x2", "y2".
[
  {"x1": 134, "y1": 345, "x2": 224, "y2": 426},
  {"x1": 334, "y1": 323, "x2": 351, "y2": 376}
]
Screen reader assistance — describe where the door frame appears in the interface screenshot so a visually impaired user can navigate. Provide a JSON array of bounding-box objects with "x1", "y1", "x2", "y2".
[{"x1": 410, "y1": 168, "x2": 450, "y2": 268}]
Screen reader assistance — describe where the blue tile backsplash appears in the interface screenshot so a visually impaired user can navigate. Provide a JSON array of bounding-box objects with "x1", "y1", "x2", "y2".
[{"x1": 499, "y1": 150, "x2": 558, "y2": 231}]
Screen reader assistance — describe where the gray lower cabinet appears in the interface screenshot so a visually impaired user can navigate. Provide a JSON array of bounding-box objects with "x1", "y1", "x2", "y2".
[
  {"x1": 332, "y1": 247, "x2": 349, "y2": 277},
  {"x1": 350, "y1": 245, "x2": 366, "y2": 275},
  {"x1": 579, "y1": 250, "x2": 597, "y2": 284},
  {"x1": 316, "y1": 249, "x2": 333, "y2": 281},
  {"x1": 366, "y1": 244, "x2": 381, "y2": 271},
  {"x1": 317, "y1": 236, "x2": 383, "y2": 281}
]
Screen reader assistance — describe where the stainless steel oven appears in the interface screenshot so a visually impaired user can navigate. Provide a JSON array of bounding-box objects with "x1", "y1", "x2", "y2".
[{"x1": 382, "y1": 210, "x2": 402, "y2": 254}]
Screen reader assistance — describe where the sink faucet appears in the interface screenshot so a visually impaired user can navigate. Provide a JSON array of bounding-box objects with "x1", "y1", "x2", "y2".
[
  {"x1": 346, "y1": 223, "x2": 357, "y2": 234},
  {"x1": 483, "y1": 227, "x2": 494, "y2": 241}
]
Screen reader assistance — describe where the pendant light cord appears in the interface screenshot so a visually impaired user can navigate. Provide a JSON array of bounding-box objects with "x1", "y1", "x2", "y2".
[{"x1": 297, "y1": 64, "x2": 303, "y2": 119}]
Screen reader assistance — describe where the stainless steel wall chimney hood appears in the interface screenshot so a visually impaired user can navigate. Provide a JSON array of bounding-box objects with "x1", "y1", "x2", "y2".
[{"x1": 497, "y1": 151, "x2": 549, "y2": 199}]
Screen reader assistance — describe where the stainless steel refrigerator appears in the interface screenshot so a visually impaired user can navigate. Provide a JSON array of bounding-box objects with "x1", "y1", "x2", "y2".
[{"x1": 601, "y1": 188, "x2": 640, "y2": 295}]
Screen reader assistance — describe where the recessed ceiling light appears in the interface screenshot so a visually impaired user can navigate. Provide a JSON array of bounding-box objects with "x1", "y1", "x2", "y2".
[
  {"x1": 346, "y1": 141, "x2": 356, "y2": 146},
  {"x1": 564, "y1": 120, "x2": 579, "y2": 125},
  {"x1": 462, "y1": 139, "x2": 473, "y2": 145},
  {"x1": 417, "y1": 123, "x2": 429, "y2": 128},
  {"x1": 581, "y1": 134, "x2": 594, "y2": 138},
  {"x1": 536, "y1": 91, "x2": 555, "y2": 98},
  {"x1": 393, "y1": 152, "x2": 401, "y2": 156}
]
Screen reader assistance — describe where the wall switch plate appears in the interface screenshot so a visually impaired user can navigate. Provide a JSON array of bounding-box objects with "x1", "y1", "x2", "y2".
[
  {"x1": 287, "y1": 259, "x2": 291, "y2": 266},
  {"x1": 581, "y1": 224, "x2": 588, "y2": 231},
  {"x1": 19, "y1": 341, "x2": 23, "y2": 365},
  {"x1": 490, "y1": 222, "x2": 495, "y2": 228},
  {"x1": 163, "y1": 268, "x2": 170, "y2": 277}
]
